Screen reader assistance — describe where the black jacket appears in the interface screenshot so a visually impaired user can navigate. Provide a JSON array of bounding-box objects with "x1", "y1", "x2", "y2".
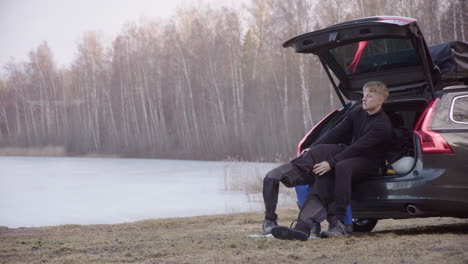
[{"x1": 313, "y1": 107, "x2": 392, "y2": 168}]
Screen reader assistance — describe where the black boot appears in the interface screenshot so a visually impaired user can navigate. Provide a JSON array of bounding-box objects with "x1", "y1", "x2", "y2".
[
  {"x1": 310, "y1": 222, "x2": 321, "y2": 238},
  {"x1": 326, "y1": 214, "x2": 337, "y2": 231},
  {"x1": 262, "y1": 219, "x2": 278, "y2": 235},
  {"x1": 320, "y1": 219, "x2": 350, "y2": 238},
  {"x1": 271, "y1": 220, "x2": 310, "y2": 241},
  {"x1": 271, "y1": 226, "x2": 309, "y2": 241},
  {"x1": 325, "y1": 214, "x2": 352, "y2": 235}
]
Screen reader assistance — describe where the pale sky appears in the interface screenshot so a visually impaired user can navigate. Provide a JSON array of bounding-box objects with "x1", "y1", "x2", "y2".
[{"x1": 0, "y1": 0, "x2": 235, "y2": 69}]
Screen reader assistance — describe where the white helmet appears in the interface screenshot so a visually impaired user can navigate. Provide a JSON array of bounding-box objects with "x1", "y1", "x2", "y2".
[{"x1": 390, "y1": 156, "x2": 414, "y2": 174}]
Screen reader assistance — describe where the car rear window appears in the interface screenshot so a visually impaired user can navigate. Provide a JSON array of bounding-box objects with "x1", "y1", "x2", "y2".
[
  {"x1": 329, "y1": 38, "x2": 421, "y2": 76},
  {"x1": 451, "y1": 95, "x2": 468, "y2": 124}
]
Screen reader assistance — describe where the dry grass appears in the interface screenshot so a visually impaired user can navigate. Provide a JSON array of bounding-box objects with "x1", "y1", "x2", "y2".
[{"x1": 1, "y1": 209, "x2": 467, "y2": 264}]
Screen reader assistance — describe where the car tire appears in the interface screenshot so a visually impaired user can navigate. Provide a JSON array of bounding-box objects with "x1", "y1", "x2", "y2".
[{"x1": 352, "y1": 218, "x2": 378, "y2": 232}]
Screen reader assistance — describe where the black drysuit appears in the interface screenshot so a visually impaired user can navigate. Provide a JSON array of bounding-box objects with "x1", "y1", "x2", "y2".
[{"x1": 263, "y1": 107, "x2": 392, "y2": 227}]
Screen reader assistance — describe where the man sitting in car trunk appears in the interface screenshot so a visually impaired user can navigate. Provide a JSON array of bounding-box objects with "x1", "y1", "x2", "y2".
[{"x1": 262, "y1": 81, "x2": 392, "y2": 240}]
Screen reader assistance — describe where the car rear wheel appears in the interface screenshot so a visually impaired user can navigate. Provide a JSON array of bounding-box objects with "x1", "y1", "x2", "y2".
[{"x1": 352, "y1": 218, "x2": 378, "y2": 232}]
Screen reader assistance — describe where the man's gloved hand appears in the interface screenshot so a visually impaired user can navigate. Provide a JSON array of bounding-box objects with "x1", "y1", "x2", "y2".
[{"x1": 313, "y1": 161, "x2": 331, "y2": 176}]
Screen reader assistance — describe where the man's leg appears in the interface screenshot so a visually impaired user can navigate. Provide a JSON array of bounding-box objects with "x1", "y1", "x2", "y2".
[
  {"x1": 291, "y1": 144, "x2": 344, "y2": 175},
  {"x1": 321, "y1": 157, "x2": 379, "y2": 238},
  {"x1": 268, "y1": 144, "x2": 343, "y2": 239},
  {"x1": 333, "y1": 158, "x2": 378, "y2": 223},
  {"x1": 270, "y1": 186, "x2": 329, "y2": 241},
  {"x1": 294, "y1": 173, "x2": 334, "y2": 234},
  {"x1": 265, "y1": 144, "x2": 343, "y2": 220},
  {"x1": 263, "y1": 162, "x2": 309, "y2": 222}
]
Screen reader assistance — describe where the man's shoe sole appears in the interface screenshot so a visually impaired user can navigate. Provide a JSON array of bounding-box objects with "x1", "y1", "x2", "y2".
[{"x1": 271, "y1": 226, "x2": 308, "y2": 241}]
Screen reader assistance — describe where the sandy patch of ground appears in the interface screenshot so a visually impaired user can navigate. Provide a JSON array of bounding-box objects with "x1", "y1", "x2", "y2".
[{"x1": 1, "y1": 208, "x2": 467, "y2": 264}]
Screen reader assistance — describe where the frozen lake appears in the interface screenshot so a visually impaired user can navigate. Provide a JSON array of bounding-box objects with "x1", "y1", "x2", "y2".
[{"x1": 0, "y1": 157, "x2": 296, "y2": 228}]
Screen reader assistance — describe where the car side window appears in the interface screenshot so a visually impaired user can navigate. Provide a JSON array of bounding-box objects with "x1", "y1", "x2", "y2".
[{"x1": 450, "y1": 95, "x2": 468, "y2": 124}]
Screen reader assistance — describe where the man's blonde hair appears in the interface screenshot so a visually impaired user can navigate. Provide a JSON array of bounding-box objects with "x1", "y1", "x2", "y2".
[{"x1": 363, "y1": 81, "x2": 389, "y2": 101}]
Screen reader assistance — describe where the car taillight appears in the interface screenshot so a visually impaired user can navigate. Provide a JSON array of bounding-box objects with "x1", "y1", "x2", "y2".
[
  {"x1": 297, "y1": 110, "x2": 338, "y2": 156},
  {"x1": 413, "y1": 98, "x2": 454, "y2": 154}
]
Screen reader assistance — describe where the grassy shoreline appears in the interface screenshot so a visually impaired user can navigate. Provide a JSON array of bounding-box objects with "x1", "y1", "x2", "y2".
[{"x1": 1, "y1": 208, "x2": 468, "y2": 264}]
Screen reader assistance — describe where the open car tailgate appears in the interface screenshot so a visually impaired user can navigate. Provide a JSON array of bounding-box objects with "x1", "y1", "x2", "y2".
[{"x1": 283, "y1": 16, "x2": 439, "y2": 101}]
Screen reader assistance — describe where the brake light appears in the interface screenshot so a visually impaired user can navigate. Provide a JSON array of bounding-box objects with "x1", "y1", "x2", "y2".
[
  {"x1": 413, "y1": 98, "x2": 453, "y2": 154},
  {"x1": 297, "y1": 110, "x2": 338, "y2": 156}
]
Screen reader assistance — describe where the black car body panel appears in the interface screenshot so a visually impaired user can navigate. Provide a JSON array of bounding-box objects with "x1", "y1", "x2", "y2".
[{"x1": 286, "y1": 16, "x2": 468, "y2": 222}]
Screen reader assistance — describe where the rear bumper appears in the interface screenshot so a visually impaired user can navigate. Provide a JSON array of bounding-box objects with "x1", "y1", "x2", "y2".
[
  {"x1": 351, "y1": 167, "x2": 468, "y2": 219},
  {"x1": 352, "y1": 199, "x2": 468, "y2": 219}
]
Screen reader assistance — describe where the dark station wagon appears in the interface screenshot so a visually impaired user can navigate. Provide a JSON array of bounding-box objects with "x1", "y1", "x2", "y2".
[{"x1": 283, "y1": 16, "x2": 468, "y2": 232}]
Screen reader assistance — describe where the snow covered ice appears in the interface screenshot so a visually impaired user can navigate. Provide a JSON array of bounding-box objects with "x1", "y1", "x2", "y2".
[{"x1": 0, "y1": 157, "x2": 294, "y2": 228}]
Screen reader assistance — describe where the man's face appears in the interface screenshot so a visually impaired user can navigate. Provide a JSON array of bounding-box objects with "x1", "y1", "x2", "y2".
[{"x1": 362, "y1": 88, "x2": 384, "y2": 112}]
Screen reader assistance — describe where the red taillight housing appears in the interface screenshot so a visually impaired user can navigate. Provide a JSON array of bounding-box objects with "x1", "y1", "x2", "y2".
[
  {"x1": 297, "y1": 110, "x2": 338, "y2": 156},
  {"x1": 413, "y1": 98, "x2": 454, "y2": 154}
]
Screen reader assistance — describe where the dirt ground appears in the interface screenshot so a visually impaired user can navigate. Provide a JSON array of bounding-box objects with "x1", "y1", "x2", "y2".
[{"x1": 1, "y1": 208, "x2": 467, "y2": 264}]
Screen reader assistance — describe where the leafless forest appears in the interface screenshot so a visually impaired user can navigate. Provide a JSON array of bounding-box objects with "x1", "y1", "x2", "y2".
[{"x1": 0, "y1": 0, "x2": 466, "y2": 161}]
